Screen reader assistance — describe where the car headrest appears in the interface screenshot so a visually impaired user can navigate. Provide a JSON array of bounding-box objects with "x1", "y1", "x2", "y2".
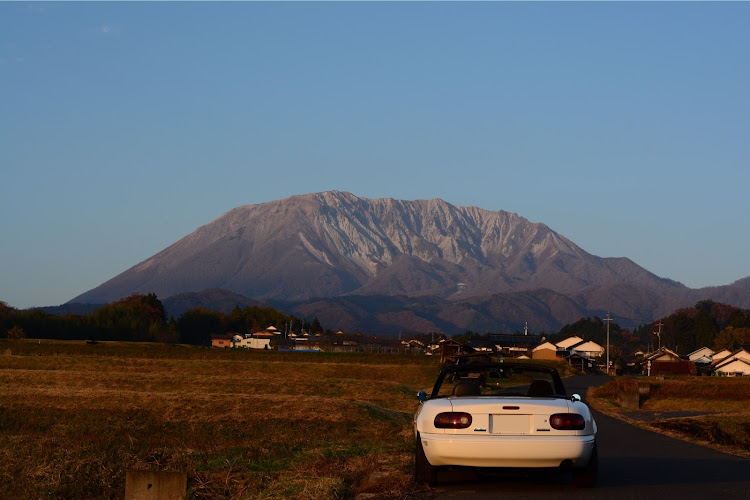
[
  {"x1": 527, "y1": 379, "x2": 554, "y2": 397},
  {"x1": 453, "y1": 381, "x2": 481, "y2": 397}
]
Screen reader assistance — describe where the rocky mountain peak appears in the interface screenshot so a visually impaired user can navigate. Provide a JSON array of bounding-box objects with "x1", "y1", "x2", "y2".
[{"x1": 71, "y1": 191, "x2": 681, "y2": 305}]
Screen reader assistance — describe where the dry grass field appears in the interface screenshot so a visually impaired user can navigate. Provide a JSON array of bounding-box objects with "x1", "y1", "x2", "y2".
[
  {"x1": 589, "y1": 376, "x2": 750, "y2": 459},
  {"x1": 0, "y1": 340, "x2": 443, "y2": 499}
]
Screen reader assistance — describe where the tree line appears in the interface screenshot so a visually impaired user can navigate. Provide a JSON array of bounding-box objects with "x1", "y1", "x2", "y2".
[
  {"x1": 0, "y1": 294, "x2": 320, "y2": 346},
  {"x1": 3, "y1": 295, "x2": 747, "y2": 354}
]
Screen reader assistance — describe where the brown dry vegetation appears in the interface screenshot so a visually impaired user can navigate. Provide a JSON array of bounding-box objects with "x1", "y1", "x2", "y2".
[
  {"x1": 0, "y1": 340, "x2": 443, "y2": 499},
  {"x1": 589, "y1": 376, "x2": 750, "y2": 458}
]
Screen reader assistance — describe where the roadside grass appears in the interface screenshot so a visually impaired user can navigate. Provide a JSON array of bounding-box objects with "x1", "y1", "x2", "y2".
[
  {"x1": 649, "y1": 415, "x2": 750, "y2": 457},
  {"x1": 0, "y1": 340, "x2": 440, "y2": 499},
  {"x1": 589, "y1": 376, "x2": 750, "y2": 458}
]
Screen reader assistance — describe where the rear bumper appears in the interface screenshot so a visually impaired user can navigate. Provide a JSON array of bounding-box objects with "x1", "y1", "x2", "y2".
[{"x1": 420, "y1": 433, "x2": 596, "y2": 468}]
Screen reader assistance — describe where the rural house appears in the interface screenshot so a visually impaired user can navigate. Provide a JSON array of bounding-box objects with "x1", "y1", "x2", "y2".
[
  {"x1": 714, "y1": 356, "x2": 750, "y2": 377},
  {"x1": 568, "y1": 340, "x2": 605, "y2": 359},
  {"x1": 687, "y1": 347, "x2": 715, "y2": 365},
  {"x1": 712, "y1": 346, "x2": 750, "y2": 374},
  {"x1": 211, "y1": 334, "x2": 232, "y2": 348},
  {"x1": 531, "y1": 341, "x2": 560, "y2": 361}
]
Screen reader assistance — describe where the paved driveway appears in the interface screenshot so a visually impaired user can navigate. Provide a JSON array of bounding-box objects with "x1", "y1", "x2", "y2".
[{"x1": 433, "y1": 375, "x2": 750, "y2": 500}]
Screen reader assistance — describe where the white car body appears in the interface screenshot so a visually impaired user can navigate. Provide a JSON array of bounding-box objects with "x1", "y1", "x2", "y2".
[{"x1": 414, "y1": 362, "x2": 598, "y2": 486}]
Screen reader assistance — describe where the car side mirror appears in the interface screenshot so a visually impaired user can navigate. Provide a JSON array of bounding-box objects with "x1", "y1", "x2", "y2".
[
  {"x1": 571, "y1": 393, "x2": 582, "y2": 402},
  {"x1": 417, "y1": 390, "x2": 427, "y2": 402}
]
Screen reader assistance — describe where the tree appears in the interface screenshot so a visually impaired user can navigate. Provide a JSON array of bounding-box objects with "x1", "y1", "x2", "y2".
[
  {"x1": 310, "y1": 316, "x2": 323, "y2": 334},
  {"x1": 7, "y1": 325, "x2": 25, "y2": 341},
  {"x1": 177, "y1": 308, "x2": 222, "y2": 346},
  {"x1": 713, "y1": 326, "x2": 750, "y2": 351}
]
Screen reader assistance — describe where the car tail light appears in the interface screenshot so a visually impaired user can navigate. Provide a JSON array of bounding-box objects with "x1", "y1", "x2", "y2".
[
  {"x1": 434, "y1": 412, "x2": 472, "y2": 429},
  {"x1": 550, "y1": 413, "x2": 585, "y2": 430}
]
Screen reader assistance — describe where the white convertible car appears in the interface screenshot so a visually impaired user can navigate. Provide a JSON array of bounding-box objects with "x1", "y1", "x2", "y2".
[{"x1": 414, "y1": 362, "x2": 598, "y2": 487}]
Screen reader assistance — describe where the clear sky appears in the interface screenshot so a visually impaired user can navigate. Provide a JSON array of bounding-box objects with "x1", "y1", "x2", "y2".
[{"x1": 1, "y1": 2, "x2": 748, "y2": 309}]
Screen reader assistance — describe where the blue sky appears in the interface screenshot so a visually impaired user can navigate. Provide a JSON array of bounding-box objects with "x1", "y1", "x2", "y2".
[{"x1": 1, "y1": 2, "x2": 748, "y2": 309}]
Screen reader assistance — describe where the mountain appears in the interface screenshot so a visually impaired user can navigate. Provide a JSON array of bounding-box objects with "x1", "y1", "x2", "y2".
[
  {"x1": 69, "y1": 191, "x2": 748, "y2": 333},
  {"x1": 71, "y1": 191, "x2": 682, "y2": 302}
]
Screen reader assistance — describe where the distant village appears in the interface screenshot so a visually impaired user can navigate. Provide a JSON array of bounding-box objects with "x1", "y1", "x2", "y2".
[{"x1": 211, "y1": 327, "x2": 750, "y2": 377}]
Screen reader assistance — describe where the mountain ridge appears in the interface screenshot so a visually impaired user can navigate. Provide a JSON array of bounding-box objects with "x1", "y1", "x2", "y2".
[
  {"x1": 69, "y1": 191, "x2": 747, "y2": 332},
  {"x1": 72, "y1": 191, "x2": 684, "y2": 303}
]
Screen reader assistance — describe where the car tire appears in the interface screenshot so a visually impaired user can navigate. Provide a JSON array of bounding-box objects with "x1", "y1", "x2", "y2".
[
  {"x1": 573, "y1": 442, "x2": 598, "y2": 488},
  {"x1": 414, "y1": 434, "x2": 438, "y2": 486}
]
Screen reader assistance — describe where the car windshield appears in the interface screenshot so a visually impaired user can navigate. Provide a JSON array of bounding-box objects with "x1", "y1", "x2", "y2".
[{"x1": 433, "y1": 364, "x2": 564, "y2": 398}]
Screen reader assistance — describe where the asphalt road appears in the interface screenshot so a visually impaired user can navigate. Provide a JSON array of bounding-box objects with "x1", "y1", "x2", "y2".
[{"x1": 432, "y1": 375, "x2": 750, "y2": 500}]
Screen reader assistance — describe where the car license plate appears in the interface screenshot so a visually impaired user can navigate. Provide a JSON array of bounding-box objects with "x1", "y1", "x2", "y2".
[{"x1": 490, "y1": 414, "x2": 531, "y2": 434}]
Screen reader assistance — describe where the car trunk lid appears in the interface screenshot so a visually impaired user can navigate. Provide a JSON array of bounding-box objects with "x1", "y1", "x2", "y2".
[{"x1": 447, "y1": 397, "x2": 573, "y2": 435}]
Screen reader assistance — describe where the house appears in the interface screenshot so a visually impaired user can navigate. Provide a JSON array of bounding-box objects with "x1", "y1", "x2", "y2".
[
  {"x1": 642, "y1": 347, "x2": 696, "y2": 376},
  {"x1": 644, "y1": 347, "x2": 682, "y2": 363},
  {"x1": 249, "y1": 331, "x2": 274, "y2": 350},
  {"x1": 567, "y1": 353, "x2": 598, "y2": 373},
  {"x1": 688, "y1": 347, "x2": 715, "y2": 365},
  {"x1": 532, "y1": 341, "x2": 560, "y2": 361},
  {"x1": 440, "y1": 339, "x2": 467, "y2": 363},
  {"x1": 569, "y1": 340, "x2": 605, "y2": 359},
  {"x1": 402, "y1": 339, "x2": 425, "y2": 351},
  {"x1": 711, "y1": 347, "x2": 748, "y2": 369},
  {"x1": 211, "y1": 334, "x2": 233, "y2": 348},
  {"x1": 712, "y1": 346, "x2": 750, "y2": 369},
  {"x1": 229, "y1": 332, "x2": 272, "y2": 350},
  {"x1": 714, "y1": 357, "x2": 750, "y2": 377}
]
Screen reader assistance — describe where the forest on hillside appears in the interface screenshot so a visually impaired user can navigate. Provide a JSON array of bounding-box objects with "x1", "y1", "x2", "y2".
[{"x1": 633, "y1": 300, "x2": 750, "y2": 354}]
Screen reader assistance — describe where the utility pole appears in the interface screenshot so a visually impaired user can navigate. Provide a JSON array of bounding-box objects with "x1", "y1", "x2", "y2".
[
  {"x1": 653, "y1": 321, "x2": 663, "y2": 351},
  {"x1": 604, "y1": 313, "x2": 613, "y2": 375}
]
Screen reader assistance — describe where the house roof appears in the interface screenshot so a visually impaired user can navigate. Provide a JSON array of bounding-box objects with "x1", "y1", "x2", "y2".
[
  {"x1": 688, "y1": 346, "x2": 714, "y2": 358},
  {"x1": 711, "y1": 349, "x2": 733, "y2": 363},
  {"x1": 532, "y1": 341, "x2": 558, "y2": 352},
  {"x1": 556, "y1": 336, "x2": 584, "y2": 349},
  {"x1": 644, "y1": 347, "x2": 681, "y2": 362},
  {"x1": 570, "y1": 340, "x2": 604, "y2": 352},
  {"x1": 711, "y1": 347, "x2": 750, "y2": 366}
]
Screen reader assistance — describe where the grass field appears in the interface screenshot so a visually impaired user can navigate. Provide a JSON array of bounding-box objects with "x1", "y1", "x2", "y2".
[
  {"x1": 589, "y1": 376, "x2": 750, "y2": 458},
  {"x1": 1, "y1": 340, "x2": 443, "y2": 499}
]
